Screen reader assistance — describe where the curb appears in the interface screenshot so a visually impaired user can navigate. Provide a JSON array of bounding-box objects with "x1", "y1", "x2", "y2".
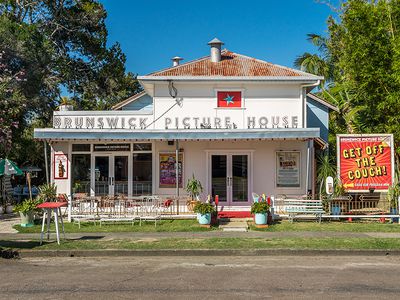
[{"x1": 7, "y1": 248, "x2": 400, "y2": 258}]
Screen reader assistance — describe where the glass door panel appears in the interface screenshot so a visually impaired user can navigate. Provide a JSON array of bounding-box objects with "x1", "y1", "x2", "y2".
[
  {"x1": 211, "y1": 155, "x2": 227, "y2": 202},
  {"x1": 232, "y1": 155, "x2": 248, "y2": 202},
  {"x1": 114, "y1": 156, "x2": 128, "y2": 196},
  {"x1": 95, "y1": 156, "x2": 110, "y2": 196},
  {"x1": 133, "y1": 153, "x2": 152, "y2": 195}
]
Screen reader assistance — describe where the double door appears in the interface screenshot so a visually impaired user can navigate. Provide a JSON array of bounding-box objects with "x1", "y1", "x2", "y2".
[
  {"x1": 210, "y1": 153, "x2": 250, "y2": 205},
  {"x1": 93, "y1": 154, "x2": 129, "y2": 196}
]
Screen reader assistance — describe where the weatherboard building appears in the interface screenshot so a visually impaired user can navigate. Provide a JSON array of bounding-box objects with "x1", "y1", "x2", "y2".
[{"x1": 34, "y1": 39, "x2": 336, "y2": 213}]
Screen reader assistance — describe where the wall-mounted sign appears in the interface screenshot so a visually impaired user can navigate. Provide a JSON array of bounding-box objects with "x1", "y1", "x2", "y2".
[
  {"x1": 276, "y1": 151, "x2": 300, "y2": 188},
  {"x1": 53, "y1": 115, "x2": 299, "y2": 130},
  {"x1": 217, "y1": 91, "x2": 242, "y2": 108},
  {"x1": 54, "y1": 153, "x2": 68, "y2": 180},
  {"x1": 337, "y1": 134, "x2": 394, "y2": 192},
  {"x1": 93, "y1": 144, "x2": 131, "y2": 152},
  {"x1": 159, "y1": 152, "x2": 183, "y2": 188}
]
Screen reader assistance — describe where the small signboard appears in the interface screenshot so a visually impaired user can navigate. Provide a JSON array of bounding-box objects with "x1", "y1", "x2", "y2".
[
  {"x1": 54, "y1": 153, "x2": 68, "y2": 180},
  {"x1": 326, "y1": 176, "x2": 334, "y2": 195},
  {"x1": 337, "y1": 134, "x2": 394, "y2": 192},
  {"x1": 93, "y1": 144, "x2": 131, "y2": 152}
]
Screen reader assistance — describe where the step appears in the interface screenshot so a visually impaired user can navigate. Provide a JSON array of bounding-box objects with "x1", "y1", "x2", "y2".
[
  {"x1": 219, "y1": 219, "x2": 249, "y2": 232},
  {"x1": 222, "y1": 227, "x2": 248, "y2": 232}
]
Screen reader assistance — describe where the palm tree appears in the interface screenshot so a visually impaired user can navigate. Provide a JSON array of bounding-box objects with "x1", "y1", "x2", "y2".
[
  {"x1": 321, "y1": 86, "x2": 365, "y2": 134},
  {"x1": 294, "y1": 34, "x2": 334, "y2": 84}
]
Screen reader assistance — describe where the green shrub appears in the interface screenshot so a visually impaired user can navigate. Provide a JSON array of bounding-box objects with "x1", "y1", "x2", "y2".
[
  {"x1": 193, "y1": 202, "x2": 215, "y2": 215},
  {"x1": 13, "y1": 198, "x2": 40, "y2": 214},
  {"x1": 250, "y1": 201, "x2": 270, "y2": 214},
  {"x1": 38, "y1": 183, "x2": 57, "y2": 202}
]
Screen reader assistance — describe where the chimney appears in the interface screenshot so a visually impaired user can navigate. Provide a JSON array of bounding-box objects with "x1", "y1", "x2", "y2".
[
  {"x1": 208, "y1": 38, "x2": 224, "y2": 63},
  {"x1": 171, "y1": 56, "x2": 183, "y2": 67}
]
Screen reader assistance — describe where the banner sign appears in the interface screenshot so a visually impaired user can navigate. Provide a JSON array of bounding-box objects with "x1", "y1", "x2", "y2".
[
  {"x1": 337, "y1": 134, "x2": 394, "y2": 192},
  {"x1": 54, "y1": 153, "x2": 68, "y2": 180}
]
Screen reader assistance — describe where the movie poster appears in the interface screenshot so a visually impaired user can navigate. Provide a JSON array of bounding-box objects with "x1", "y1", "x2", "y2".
[
  {"x1": 276, "y1": 151, "x2": 300, "y2": 188},
  {"x1": 159, "y1": 152, "x2": 183, "y2": 188},
  {"x1": 54, "y1": 153, "x2": 68, "y2": 180},
  {"x1": 337, "y1": 134, "x2": 394, "y2": 192}
]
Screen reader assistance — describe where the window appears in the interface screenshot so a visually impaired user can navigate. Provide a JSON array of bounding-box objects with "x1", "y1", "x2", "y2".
[
  {"x1": 72, "y1": 144, "x2": 90, "y2": 152},
  {"x1": 71, "y1": 154, "x2": 91, "y2": 194},
  {"x1": 133, "y1": 153, "x2": 152, "y2": 195},
  {"x1": 133, "y1": 143, "x2": 152, "y2": 151}
]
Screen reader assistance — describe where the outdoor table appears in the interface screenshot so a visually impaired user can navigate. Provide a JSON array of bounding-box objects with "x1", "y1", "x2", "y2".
[{"x1": 37, "y1": 202, "x2": 67, "y2": 245}]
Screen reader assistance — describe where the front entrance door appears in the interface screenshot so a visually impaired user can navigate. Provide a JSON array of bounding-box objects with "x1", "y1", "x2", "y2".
[
  {"x1": 93, "y1": 155, "x2": 129, "y2": 196},
  {"x1": 210, "y1": 153, "x2": 250, "y2": 205}
]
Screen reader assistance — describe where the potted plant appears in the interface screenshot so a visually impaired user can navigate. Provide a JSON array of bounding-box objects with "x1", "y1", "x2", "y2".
[
  {"x1": 185, "y1": 174, "x2": 203, "y2": 212},
  {"x1": 38, "y1": 183, "x2": 57, "y2": 202},
  {"x1": 0, "y1": 197, "x2": 4, "y2": 214},
  {"x1": 58, "y1": 96, "x2": 74, "y2": 111},
  {"x1": 193, "y1": 201, "x2": 215, "y2": 225},
  {"x1": 251, "y1": 201, "x2": 270, "y2": 225},
  {"x1": 13, "y1": 198, "x2": 40, "y2": 227},
  {"x1": 5, "y1": 200, "x2": 14, "y2": 214}
]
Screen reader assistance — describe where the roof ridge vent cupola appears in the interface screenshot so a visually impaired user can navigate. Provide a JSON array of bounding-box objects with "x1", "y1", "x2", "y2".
[
  {"x1": 171, "y1": 56, "x2": 183, "y2": 67},
  {"x1": 208, "y1": 38, "x2": 224, "y2": 63}
]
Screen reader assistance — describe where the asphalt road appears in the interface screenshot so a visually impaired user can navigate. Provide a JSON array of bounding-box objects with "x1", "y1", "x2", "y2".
[{"x1": 1, "y1": 255, "x2": 400, "y2": 299}]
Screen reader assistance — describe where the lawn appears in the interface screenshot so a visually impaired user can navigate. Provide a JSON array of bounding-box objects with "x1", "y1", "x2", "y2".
[
  {"x1": 251, "y1": 220, "x2": 400, "y2": 232},
  {"x1": 13, "y1": 219, "x2": 217, "y2": 233},
  {"x1": 2, "y1": 237, "x2": 400, "y2": 251},
  {"x1": 13, "y1": 219, "x2": 400, "y2": 233}
]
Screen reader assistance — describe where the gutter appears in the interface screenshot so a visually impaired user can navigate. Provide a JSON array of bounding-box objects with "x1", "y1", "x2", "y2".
[{"x1": 138, "y1": 76, "x2": 324, "y2": 82}]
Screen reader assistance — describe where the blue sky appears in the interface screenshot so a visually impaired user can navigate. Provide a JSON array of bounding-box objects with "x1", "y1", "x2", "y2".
[{"x1": 100, "y1": 0, "x2": 337, "y2": 75}]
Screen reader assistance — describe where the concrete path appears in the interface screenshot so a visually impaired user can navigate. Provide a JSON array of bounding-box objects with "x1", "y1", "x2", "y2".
[{"x1": 0, "y1": 214, "x2": 19, "y2": 234}]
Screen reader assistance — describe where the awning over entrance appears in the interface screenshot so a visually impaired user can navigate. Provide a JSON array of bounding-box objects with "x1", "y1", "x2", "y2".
[{"x1": 34, "y1": 128, "x2": 320, "y2": 141}]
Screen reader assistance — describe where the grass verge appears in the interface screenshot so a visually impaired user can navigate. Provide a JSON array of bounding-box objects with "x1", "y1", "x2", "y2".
[
  {"x1": 14, "y1": 219, "x2": 217, "y2": 233},
  {"x1": 251, "y1": 220, "x2": 400, "y2": 232},
  {"x1": 2, "y1": 237, "x2": 400, "y2": 251}
]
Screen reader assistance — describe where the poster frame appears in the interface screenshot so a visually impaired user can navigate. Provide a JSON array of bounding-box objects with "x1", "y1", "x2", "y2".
[
  {"x1": 336, "y1": 134, "x2": 394, "y2": 192},
  {"x1": 275, "y1": 150, "x2": 301, "y2": 189},
  {"x1": 54, "y1": 153, "x2": 68, "y2": 180},
  {"x1": 159, "y1": 151, "x2": 184, "y2": 188}
]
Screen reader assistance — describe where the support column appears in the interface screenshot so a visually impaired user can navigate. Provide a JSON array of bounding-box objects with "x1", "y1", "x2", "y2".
[
  {"x1": 44, "y1": 140, "x2": 49, "y2": 184},
  {"x1": 175, "y1": 139, "x2": 180, "y2": 214},
  {"x1": 306, "y1": 139, "x2": 311, "y2": 195}
]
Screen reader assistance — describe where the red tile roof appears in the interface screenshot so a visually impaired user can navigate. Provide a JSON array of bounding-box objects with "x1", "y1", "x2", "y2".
[{"x1": 146, "y1": 50, "x2": 316, "y2": 78}]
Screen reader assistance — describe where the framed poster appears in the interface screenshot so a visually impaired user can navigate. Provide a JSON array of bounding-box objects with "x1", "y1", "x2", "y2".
[
  {"x1": 337, "y1": 134, "x2": 394, "y2": 192},
  {"x1": 159, "y1": 152, "x2": 183, "y2": 188},
  {"x1": 54, "y1": 153, "x2": 68, "y2": 180},
  {"x1": 276, "y1": 151, "x2": 300, "y2": 188}
]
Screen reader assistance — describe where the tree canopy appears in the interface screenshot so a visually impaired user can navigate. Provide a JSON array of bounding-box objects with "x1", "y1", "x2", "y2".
[
  {"x1": 0, "y1": 0, "x2": 141, "y2": 165},
  {"x1": 296, "y1": 0, "x2": 400, "y2": 159}
]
